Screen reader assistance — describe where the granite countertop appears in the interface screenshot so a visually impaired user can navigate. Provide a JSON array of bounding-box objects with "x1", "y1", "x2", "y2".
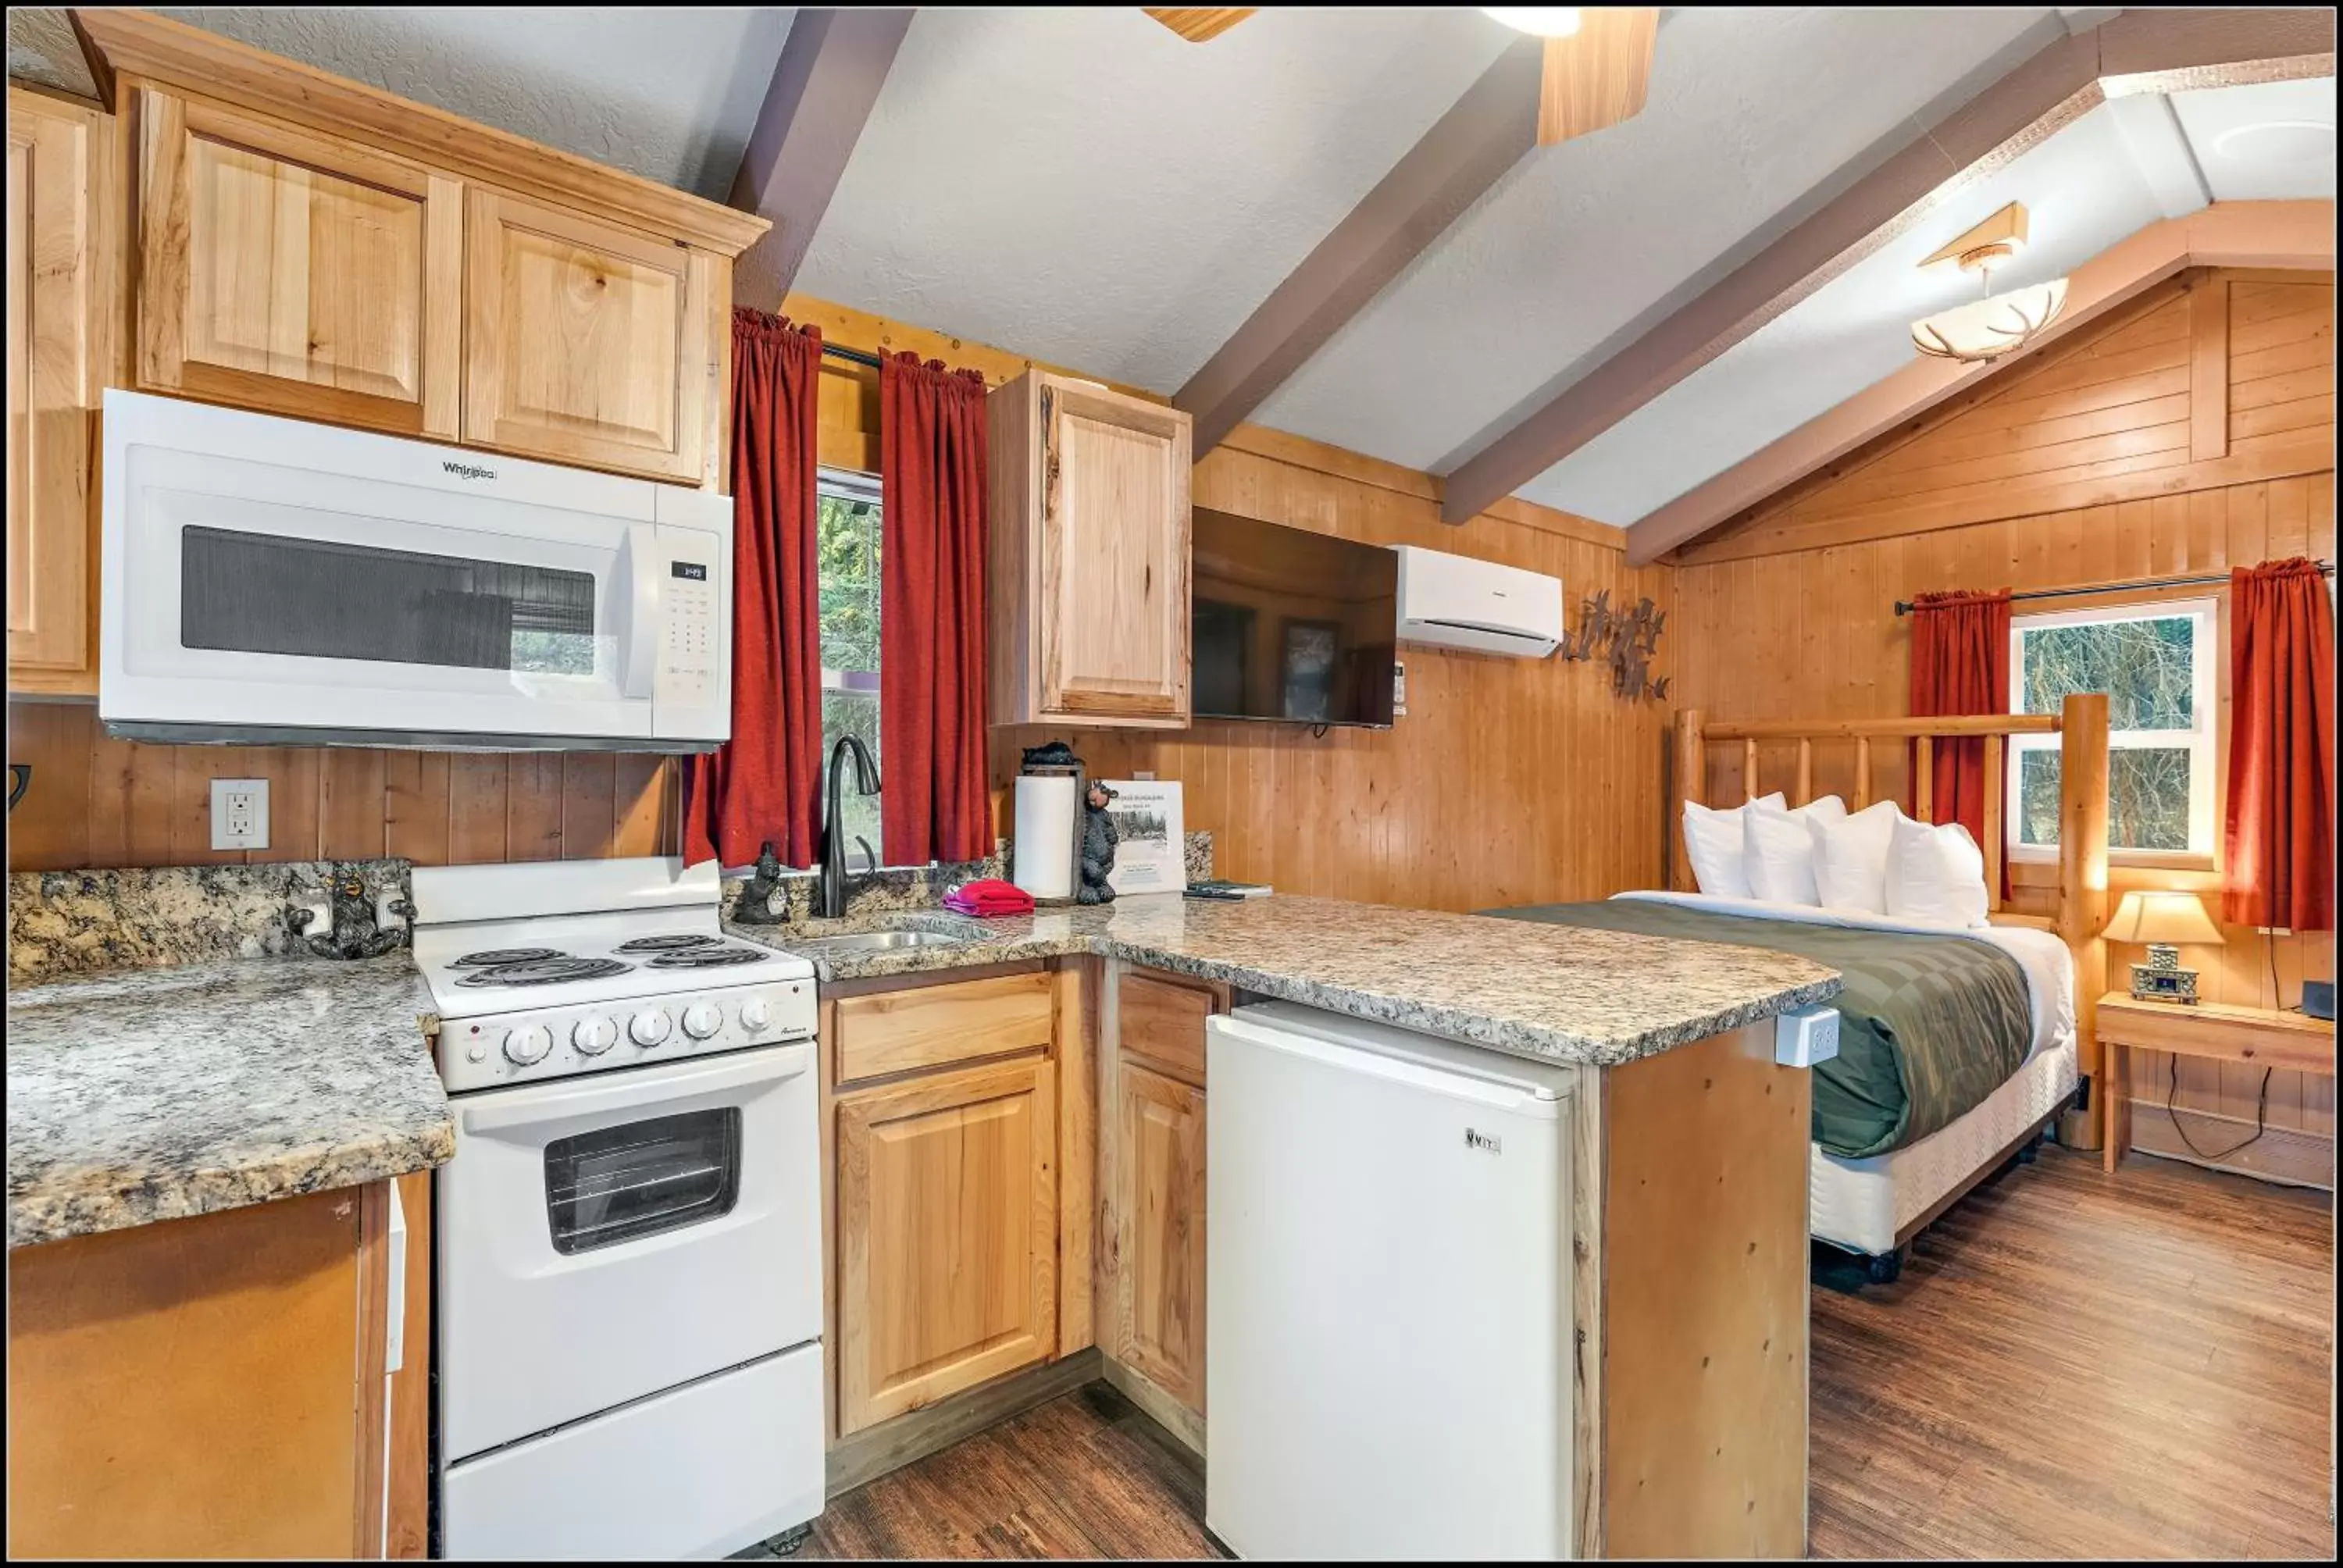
[
  {"x1": 7, "y1": 956, "x2": 455, "y2": 1249},
  {"x1": 728, "y1": 893, "x2": 1843, "y2": 1071}
]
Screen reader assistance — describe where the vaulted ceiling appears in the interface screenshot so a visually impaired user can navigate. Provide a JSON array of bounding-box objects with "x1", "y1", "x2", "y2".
[{"x1": 10, "y1": 6, "x2": 2336, "y2": 543}]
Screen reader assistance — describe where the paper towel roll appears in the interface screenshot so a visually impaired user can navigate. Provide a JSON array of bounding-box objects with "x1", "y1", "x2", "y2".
[{"x1": 1011, "y1": 775, "x2": 1077, "y2": 900}]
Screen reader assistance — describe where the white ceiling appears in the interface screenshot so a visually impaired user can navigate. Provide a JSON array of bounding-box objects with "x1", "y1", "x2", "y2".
[
  {"x1": 1523, "y1": 73, "x2": 2338, "y2": 526},
  {"x1": 152, "y1": 8, "x2": 797, "y2": 198},
  {"x1": 795, "y1": 7, "x2": 1517, "y2": 393},
  {"x1": 1250, "y1": 7, "x2": 2063, "y2": 472},
  {"x1": 6, "y1": 7, "x2": 2334, "y2": 531}
]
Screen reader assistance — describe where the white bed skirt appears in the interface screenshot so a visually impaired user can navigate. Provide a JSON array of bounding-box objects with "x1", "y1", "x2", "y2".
[{"x1": 1810, "y1": 1034, "x2": 2078, "y2": 1256}]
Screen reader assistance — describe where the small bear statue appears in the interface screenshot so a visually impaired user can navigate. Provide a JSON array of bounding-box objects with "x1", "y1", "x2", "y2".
[
  {"x1": 287, "y1": 868, "x2": 415, "y2": 960},
  {"x1": 1076, "y1": 780, "x2": 1119, "y2": 906}
]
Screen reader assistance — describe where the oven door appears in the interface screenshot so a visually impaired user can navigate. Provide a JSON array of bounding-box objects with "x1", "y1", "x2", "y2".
[{"x1": 437, "y1": 1041, "x2": 819, "y2": 1462}]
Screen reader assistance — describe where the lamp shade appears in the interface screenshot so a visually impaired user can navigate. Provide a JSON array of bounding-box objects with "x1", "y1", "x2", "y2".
[{"x1": 2103, "y1": 889, "x2": 2225, "y2": 947}]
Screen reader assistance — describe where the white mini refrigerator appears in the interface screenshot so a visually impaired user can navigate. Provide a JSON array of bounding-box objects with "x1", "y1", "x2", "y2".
[{"x1": 1205, "y1": 1002, "x2": 1578, "y2": 1561}]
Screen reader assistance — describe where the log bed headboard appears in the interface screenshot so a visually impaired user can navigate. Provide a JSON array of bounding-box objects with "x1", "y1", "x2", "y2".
[{"x1": 1665, "y1": 691, "x2": 2113, "y2": 1151}]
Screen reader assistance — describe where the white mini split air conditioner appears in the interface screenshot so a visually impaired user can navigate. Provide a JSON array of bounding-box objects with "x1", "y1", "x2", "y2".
[{"x1": 1390, "y1": 544, "x2": 1564, "y2": 658}]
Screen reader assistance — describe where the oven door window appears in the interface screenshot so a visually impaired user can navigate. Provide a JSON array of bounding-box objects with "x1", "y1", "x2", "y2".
[
  {"x1": 544, "y1": 1108, "x2": 741, "y2": 1254},
  {"x1": 181, "y1": 524, "x2": 598, "y2": 675}
]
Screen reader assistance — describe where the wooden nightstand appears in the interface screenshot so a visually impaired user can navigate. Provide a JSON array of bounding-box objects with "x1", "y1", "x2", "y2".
[{"x1": 2096, "y1": 992, "x2": 2338, "y2": 1174}]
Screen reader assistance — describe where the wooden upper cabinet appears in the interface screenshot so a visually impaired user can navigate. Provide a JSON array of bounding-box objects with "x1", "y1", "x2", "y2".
[
  {"x1": 7, "y1": 88, "x2": 112, "y2": 696},
  {"x1": 462, "y1": 191, "x2": 719, "y2": 483},
  {"x1": 990, "y1": 371, "x2": 1192, "y2": 728},
  {"x1": 134, "y1": 87, "x2": 461, "y2": 439},
  {"x1": 833, "y1": 1055, "x2": 1058, "y2": 1435},
  {"x1": 74, "y1": 9, "x2": 765, "y2": 489}
]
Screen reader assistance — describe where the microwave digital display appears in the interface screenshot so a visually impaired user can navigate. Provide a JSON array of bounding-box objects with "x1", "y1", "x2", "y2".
[{"x1": 671, "y1": 562, "x2": 709, "y2": 581}]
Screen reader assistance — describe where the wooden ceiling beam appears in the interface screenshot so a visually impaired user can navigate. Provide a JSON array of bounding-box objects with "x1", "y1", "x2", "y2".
[
  {"x1": 729, "y1": 8, "x2": 915, "y2": 310},
  {"x1": 1174, "y1": 37, "x2": 1546, "y2": 456},
  {"x1": 1437, "y1": 7, "x2": 2336, "y2": 529}
]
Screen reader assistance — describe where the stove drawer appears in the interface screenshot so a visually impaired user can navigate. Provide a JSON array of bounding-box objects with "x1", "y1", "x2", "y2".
[
  {"x1": 441, "y1": 1342, "x2": 822, "y2": 1560},
  {"x1": 833, "y1": 970, "x2": 1055, "y2": 1084}
]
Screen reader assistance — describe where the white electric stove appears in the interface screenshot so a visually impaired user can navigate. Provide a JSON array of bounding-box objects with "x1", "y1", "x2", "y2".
[{"x1": 414, "y1": 857, "x2": 822, "y2": 1561}]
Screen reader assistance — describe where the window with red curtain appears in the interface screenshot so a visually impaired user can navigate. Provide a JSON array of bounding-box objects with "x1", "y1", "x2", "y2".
[
  {"x1": 683, "y1": 310, "x2": 824, "y2": 868},
  {"x1": 2224, "y1": 557, "x2": 2336, "y2": 932},
  {"x1": 879, "y1": 353, "x2": 991, "y2": 865},
  {"x1": 1908, "y1": 589, "x2": 2012, "y2": 858}
]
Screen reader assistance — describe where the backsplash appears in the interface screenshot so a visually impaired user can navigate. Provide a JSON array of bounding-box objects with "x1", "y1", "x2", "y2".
[
  {"x1": 720, "y1": 832, "x2": 1215, "y2": 923},
  {"x1": 7, "y1": 833, "x2": 1218, "y2": 984},
  {"x1": 6, "y1": 861, "x2": 412, "y2": 987}
]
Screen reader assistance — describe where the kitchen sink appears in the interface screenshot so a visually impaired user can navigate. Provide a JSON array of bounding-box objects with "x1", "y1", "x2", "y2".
[{"x1": 786, "y1": 929, "x2": 975, "y2": 953}]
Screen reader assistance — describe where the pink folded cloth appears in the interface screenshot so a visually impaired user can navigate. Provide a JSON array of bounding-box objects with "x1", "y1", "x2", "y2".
[{"x1": 944, "y1": 878, "x2": 1036, "y2": 918}]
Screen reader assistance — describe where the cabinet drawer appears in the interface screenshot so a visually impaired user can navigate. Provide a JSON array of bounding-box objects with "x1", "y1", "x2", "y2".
[
  {"x1": 833, "y1": 971, "x2": 1057, "y2": 1085},
  {"x1": 1118, "y1": 971, "x2": 1219, "y2": 1088}
]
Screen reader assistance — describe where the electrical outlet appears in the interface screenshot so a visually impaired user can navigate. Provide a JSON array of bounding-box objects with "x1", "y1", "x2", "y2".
[{"x1": 209, "y1": 778, "x2": 270, "y2": 850}]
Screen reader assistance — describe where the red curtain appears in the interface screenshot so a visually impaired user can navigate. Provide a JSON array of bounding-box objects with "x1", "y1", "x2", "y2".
[
  {"x1": 2224, "y1": 557, "x2": 2336, "y2": 932},
  {"x1": 879, "y1": 353, "x2": 991, "y2": 864},
  {"x1": 1909, "y1": 590, "x2": 2012, "y2": 858},
  {"x1": 683, "y1": 311, "x2": 824, "y2": 868}
]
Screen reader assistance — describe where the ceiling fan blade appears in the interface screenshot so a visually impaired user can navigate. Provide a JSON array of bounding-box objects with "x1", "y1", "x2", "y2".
[
  {"x1": 1537, "y1": 8, "x2": 1659, "y2": 147},
  {"x1": 1145, "y1": 8, "x2": 1257, "y2": 43}
]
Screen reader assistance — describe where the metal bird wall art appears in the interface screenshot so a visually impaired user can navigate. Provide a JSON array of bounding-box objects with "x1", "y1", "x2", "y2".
[{"x1": 1559, "y1": 588, "x2": 1670, "y2": 703}]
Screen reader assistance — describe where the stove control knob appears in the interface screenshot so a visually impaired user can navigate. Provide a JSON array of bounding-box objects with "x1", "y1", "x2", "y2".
[
  {"x1": 501, "y1": 1025, "x2": 553, "y2": 1066},
  {"x1": 629, "y1": 1009, "x2": 673, "y2": 1047},
  {"x1": 682, "y1": 1003, "x2": 723, "y2": 1040},
  {"x1": 738, "y1": 997, "x2": 773, "y2": 1033},
  {"x1": 572, "y1": 1017, "x2": 618, "y2": 1056}
]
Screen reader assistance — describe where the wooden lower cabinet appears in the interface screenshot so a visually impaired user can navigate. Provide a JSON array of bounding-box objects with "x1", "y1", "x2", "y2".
[
  {"x1": 833, "y1": 1053, "x2": 1059, "y2": 1436},
  {"x1": 1112, "y1": 1061, "x2": 1207, "y2": 1410},
  {"x1": 6, "y1": 1180, "x2": 419, "y2": 1559}
]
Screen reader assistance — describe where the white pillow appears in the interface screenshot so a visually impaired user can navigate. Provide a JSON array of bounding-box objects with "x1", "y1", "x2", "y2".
[
  {"x1": 1810, "y1": 800, "x2": 1901, "y2": 914},
  {"x1": 1681, "y1": 793, "x2": 1784, "y2": 897},
  {"x1": 1742, "y1": 796, "x2": 1849, "y2": 906},
  {"x1": 1885, "y1": 813, "x2": 1989, "y2": 927}
]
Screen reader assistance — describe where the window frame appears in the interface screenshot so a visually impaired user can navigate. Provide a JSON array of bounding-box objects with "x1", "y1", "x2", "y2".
[
  {"x1": 2005, "y1": 595, "x2": 2219, "y2": 869},
  {"x1": 815, "y1": 465, "x2": 890, "y2": 870}
]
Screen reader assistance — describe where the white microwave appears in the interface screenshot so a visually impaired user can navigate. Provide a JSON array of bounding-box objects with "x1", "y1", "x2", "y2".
[{"x1": 99, "y1": 390, "x2": 731, "y2": 751}]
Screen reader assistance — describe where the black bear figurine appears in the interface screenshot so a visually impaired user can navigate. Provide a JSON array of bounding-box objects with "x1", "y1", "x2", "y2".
[{"x1": 1076, "y1": 780, "x2": 1119, "y2": 906}]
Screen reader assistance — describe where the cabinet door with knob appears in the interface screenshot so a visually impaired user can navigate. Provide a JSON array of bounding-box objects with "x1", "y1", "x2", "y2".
[
  {"x1": 833, "y1": 1054, "x2": 1058, "y2": 1435},
  {"x1": 8, "y1": 87, "x2": 112, "y2": 696},
  {"x1": 990, "y1": 370, "x2": 1191, "y2": 728},
  {"x1": 134, "y1": 87, "x2": 461, "y2": 439},
  {"x1": 463, "y1": 190, "x2": 719, "y2": 484}
]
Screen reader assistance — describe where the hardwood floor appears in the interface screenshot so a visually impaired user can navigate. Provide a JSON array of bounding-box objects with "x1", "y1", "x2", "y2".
[
  {"x1": 783, "y1": 1148, "x2": 2332, "y2": 1560},
  {"x1": 796, "y1": 1384, "x2": 1221, "y2": 1560},
  {"x1": 1808, "y1": 1146, "x2": 2333, "y2": 1561}
]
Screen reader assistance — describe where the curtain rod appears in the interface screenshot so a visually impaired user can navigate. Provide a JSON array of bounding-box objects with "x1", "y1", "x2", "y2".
[
  {"x1": 1893, "y1": 560, "x2": 2335, "y2": 617},
  {"x1": 820, "y1": 342, "x2": 884, "y2": 371}
]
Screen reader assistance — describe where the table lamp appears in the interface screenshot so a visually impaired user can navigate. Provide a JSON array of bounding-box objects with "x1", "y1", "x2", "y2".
[{"x1": 2102, "y1": 889, "x2": 2224, "y2": 1004}]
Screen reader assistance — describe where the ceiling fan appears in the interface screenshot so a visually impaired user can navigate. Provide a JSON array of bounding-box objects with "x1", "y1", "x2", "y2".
[{"x1": 1143, "y1": 7, "x2": 1661, "y2": 146}]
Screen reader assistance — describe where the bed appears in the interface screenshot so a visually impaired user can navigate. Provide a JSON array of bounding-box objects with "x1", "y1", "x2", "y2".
[{"x1": 1498, "y1": 693, "x2": 2112, "y2": 1283}]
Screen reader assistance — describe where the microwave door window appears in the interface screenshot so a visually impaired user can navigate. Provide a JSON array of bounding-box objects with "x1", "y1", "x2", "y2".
[{"x1": 179, "y1": 525, "x2": 599, "y2": 679}]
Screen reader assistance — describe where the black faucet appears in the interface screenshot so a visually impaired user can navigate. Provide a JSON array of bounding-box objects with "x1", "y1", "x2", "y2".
[{"x1": 817, "y1": 735, "x2": 881, "y2": 918}]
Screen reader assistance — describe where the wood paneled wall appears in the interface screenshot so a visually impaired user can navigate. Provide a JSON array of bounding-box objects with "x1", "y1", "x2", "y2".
[
  {"x1": 783, "y1": 295, "x2": 1676, "y2": 914},
  {"x1": 5, "y1": 705, "x2": 677, "y2": 870},
  {"x1": 1671, "y1": 268, "x2": 2335, "y2": 1187},
  {"x1": 11, "y1": 290, "x2": 1670, "y2": 914}
]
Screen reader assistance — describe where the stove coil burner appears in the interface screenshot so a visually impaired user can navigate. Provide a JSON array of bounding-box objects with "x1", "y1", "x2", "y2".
[
  {"x1": 613, "y1": 933, "x2": 722, "y2": 953},
  {"x1": 647, "y1": 946, "x2": 769, "y2": 969},
  {"x1": 449, "y1": 946, "x2": 569, "y2": 968},
  {"x1": 456, "y1": 957, "x2": 635, "y2": 987}
]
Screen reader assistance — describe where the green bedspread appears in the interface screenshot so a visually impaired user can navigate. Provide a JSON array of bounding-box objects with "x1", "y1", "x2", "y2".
[{"x1": 1482, "y1": 899, "x2": 2035, "y2": 1158}]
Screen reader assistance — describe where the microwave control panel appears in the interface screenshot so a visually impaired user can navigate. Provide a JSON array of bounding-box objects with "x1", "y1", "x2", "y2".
[{"x1": 661, "y1": 557, "x2": 719, "y2": 706}]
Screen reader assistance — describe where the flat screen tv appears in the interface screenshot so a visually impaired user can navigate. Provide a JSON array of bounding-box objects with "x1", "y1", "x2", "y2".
[{"x1": 1190, "y1": 508, "x2": 1397, "y2": 729}]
